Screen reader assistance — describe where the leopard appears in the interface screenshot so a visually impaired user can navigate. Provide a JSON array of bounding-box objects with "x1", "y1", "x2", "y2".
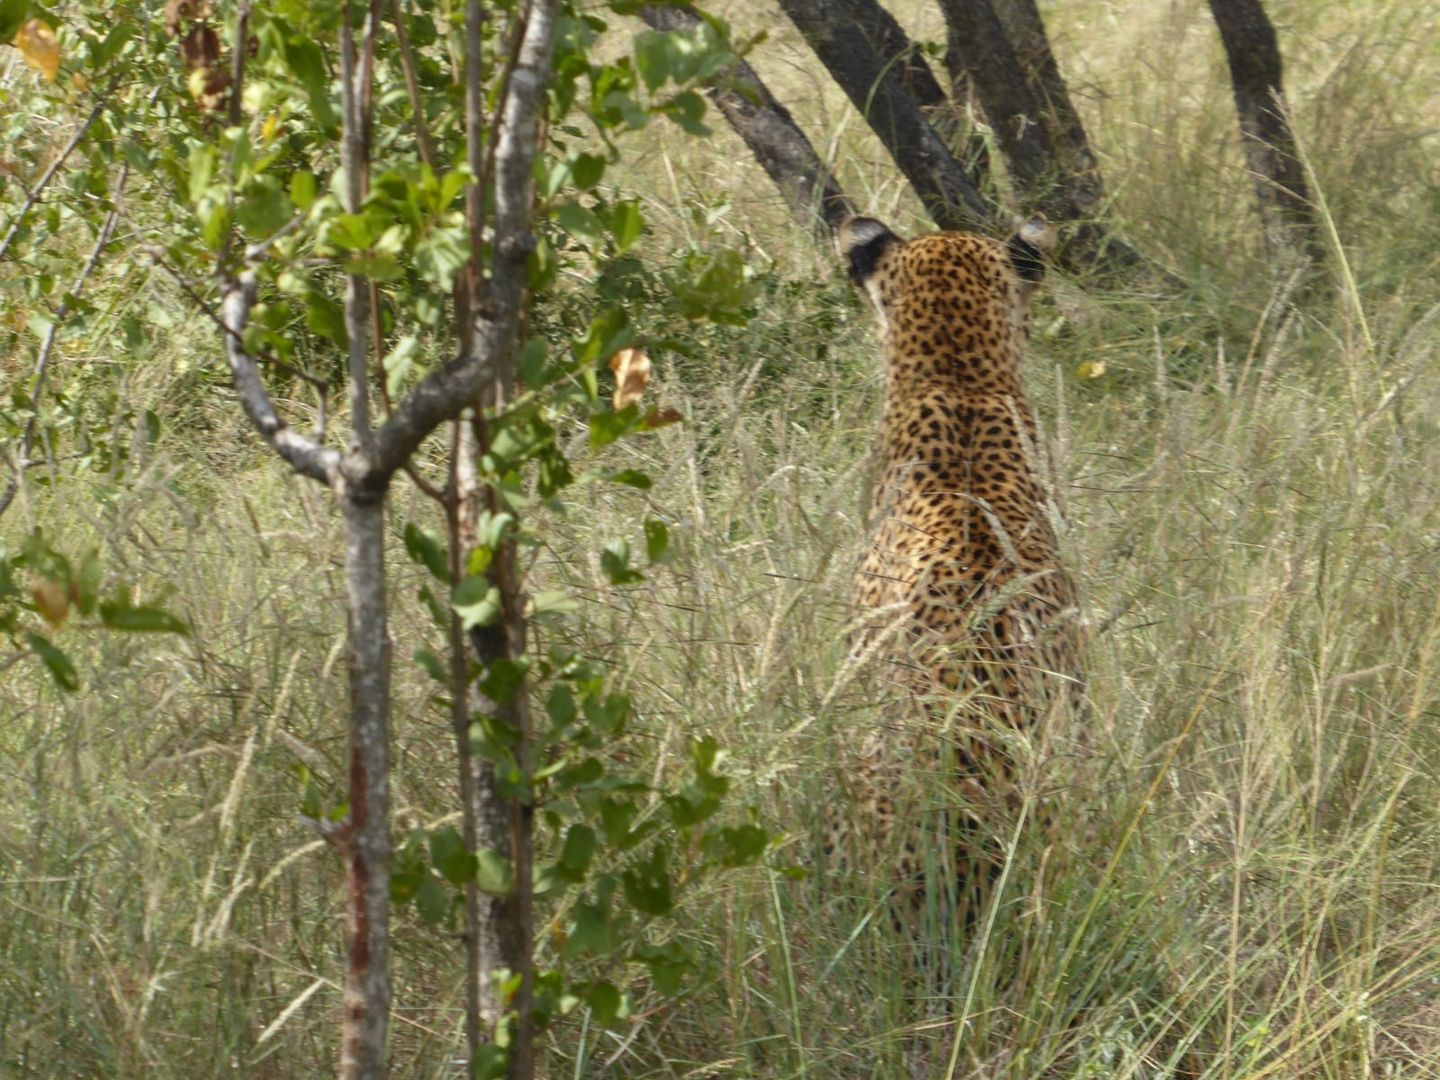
[{"x1": 825, "y1": 215, "x2": 1086, "y2": 931}]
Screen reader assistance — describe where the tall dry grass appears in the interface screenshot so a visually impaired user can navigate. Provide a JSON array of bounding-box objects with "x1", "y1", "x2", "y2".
[{"x1": 4, "y1": 0, "x2": 1440, "y2": 1075}]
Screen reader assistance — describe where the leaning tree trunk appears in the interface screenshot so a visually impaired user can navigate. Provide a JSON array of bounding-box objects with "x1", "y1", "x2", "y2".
[
  {"x1": 777, "y1": 0, "x2": 993, "y2": 231},
  {"x1": 836, "y1": 0, "x2": 989, "y2": 182},
  {"x1": 1206, "y1": 0, "x2": 1322, "y2": 263},
  {"x1": 937, "y1": 0, "x2": 1125, "y2": 271},
  {"x1": 639, "y1": 4, "x2": 855, "y2": 236}
]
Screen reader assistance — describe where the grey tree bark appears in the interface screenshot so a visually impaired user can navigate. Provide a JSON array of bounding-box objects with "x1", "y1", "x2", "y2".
[
  {"x1": 1206, "y1": 0, "x2": 1321, "y2": 262},
  {"x1": 639, "y1": 3, "x2": 854, "y2": 236},
  {"x1": 216, "y1": 0, "x2": 564, "y2": 1074}
]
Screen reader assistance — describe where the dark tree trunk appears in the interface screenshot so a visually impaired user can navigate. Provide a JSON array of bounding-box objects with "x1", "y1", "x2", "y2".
[
  {"x1": 838, "y1": 0, "x2": 990, "y2": 185},
  {"x1": 938, "y1": 0, "x2": 1122, "y2": 270},
  {"x1": 1206, "y1": 0, "x2": 1321, "y2": 262},
  {"x1": 777, "y1": 0, "x2": 993, "y2": 231},
  {"x1": 640, "y1": 4, "x2": 854, "y2": 236}
]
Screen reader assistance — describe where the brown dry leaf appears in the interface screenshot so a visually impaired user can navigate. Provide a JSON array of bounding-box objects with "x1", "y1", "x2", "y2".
[
  {"x1": 610, "y1": 347, "x2": 651, "y2": 410},
  {"x1": 187, "y1": 65, "x2": 231, "y2": 112},
  {"x1": 642, "y1": 407, "x2": 682, "y2": 430},
  {"x1": 15, "y1": 20, "x2": 60, "y2": 82},
  {"x1": 32, "y1": 580, "x2": 69, "y2": 628},
  {"x1": 179, "y1": 23, "x2": 220, "y2": 69},
  {"x1": 164, "y1": 0, "x2": 210, "y2": 36}
]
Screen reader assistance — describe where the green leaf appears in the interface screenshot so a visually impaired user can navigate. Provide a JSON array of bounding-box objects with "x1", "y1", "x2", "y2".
[
  {"x1": 478, "y1": 657, "x2": 527, "y2": 706},
  {"x1": 611, "y1": 201, "x2": 645, "y2": 253},
  {"x1": 633, "y1": 31, "x2": 673, "y2": 92},
  {"x1": 587, "y1": 981, "x2": 622, "y2": 1025},
  {"x1": 553, "y1": 202, "x2": 605, "y2": 243},
  {"x1": 518, "y1": 337, "x2": 549, "y2": 390},
  {"x1": 472, "y1": 1045, "x2": 508, "y2": 1080},
  {"x1": 570, "y1": 152, "x2": 606, "y2": 191},
  {"x1": 601, "y1": 538, "x2": 643, "y2": 585},
  {"x1": 644, "y1": 518, "x2": 670, "y2": 564},
  {"x1": 701, "y1": 823, "x2": 770, "y2": 866},
  {"x1": 73, "y1": 549, "x2": 102, "y2": 615},
  {"x1": 188, "y1": 144, "x2": 217, "y2": 207},
  {"x1": 430, "y1": 827, "x2": 478, "y2": 885},
  {"x1": 290, "y1": 171, "x2": 318, "y2": 211},
  {"x1": 198, "y1": 199, "x2": 230, "y2": 250},
  {"x1": 383, "y1": 335, "x2": 423, "y2": 401},
  {"x1": 588, "y1": 406, "x2": 638, "y2": 451},
  {"x1": 282, "y1": 36, "x2": 336, "y2": 131},
  {"x1": 98, "y1": 600, "x2": 188, "y2": 635},
  {"x1": 414, "y1": 877, "x2": 448, "y2": 925},
  {"x1": 602, "y1": 468, "x2": 652, "y2": 490},
  {"x1": 572, "y1": 307, "x2": 633, "y2": 369},
  {"x1": 414, "y1": 226, "x2": 470, "y2": 289},
  {"x1": 412, "y1": 646, "x2": 446, "y2": 683},
  {"x1": 559, "y1": 824, "x2": 597, "y2": 880},
  {"x1": 452, "y1": 577, "x2": 501, "y2": 630},
  {"x1": 0, "y1": 0, "x2": 32, "y2": 43},
  {"x1": 546, "y1": 683, "x2": 577, "y2": 729},
  {"x1": 26, "y1": 633, "x2": 77, "y2": 692},
  {"x1": 236, "y1": 177, "x2": 293, "y2": 237},
  {"x1": 663, "y1": 89, "x2": 710, "y2": 136},
  {"x1": 622, "y1": 844, "x2": 674, "y2": 916},
  {"x1": 561, "y1": 899, "x2": 611, "y2": 959},
  {"x1": 304, "y1": 290, "x2": 348, "y2": 348},
  {"x1": 403, "y1": 521, "x2": 451, "y2": 584},
  {"x1": 344, "y1": 254, "x2": 404, "y2": 281},
  {"x1": 530, "y1": 590, "x2": 578, "y2": 620},
  {"x1": 584, "y1": 691, "x2": 630, "y2": 736},
  {"x1": 475, "y1": 849, "x2": 515, "y2": 896}
]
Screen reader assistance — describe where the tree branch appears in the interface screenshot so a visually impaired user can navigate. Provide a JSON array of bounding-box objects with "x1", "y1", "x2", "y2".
[
  {"x1": 776, "y1": 0, "x2": 992, "y2": 231},
  {"x1": 220, "y1": 272, "x2": 342, "y2": 485},
  {"x1": 0, "y1": 84, "x2": 115, "y2": 262},
  {"x1": 370, "y1": 0, "x2": 560, "y2": 481},
  {"x1": 340, "y1": 1, "x2": 379, "y2": 457},
  {"x1": 639, "y1": 4, "x2": 855, "y2": 237},
  {"x1": 0, "y1": 164, "x2": 130, "y2": 521}
]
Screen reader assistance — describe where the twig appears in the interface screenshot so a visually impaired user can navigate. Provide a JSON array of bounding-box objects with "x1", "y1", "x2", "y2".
[
  {"x1": 146, "y1": 251, "x2": 331, "y2": 397},
  {"x1": 0, "y1": 80, "x2": 118, "y2": 262},
  {"x1": 217, "y1": 2, "x2": 252, "y2": 270},
  {"x1": 0, "y1": 163, "x2": 130, "y2": 520},
  {"x1": 220, "y1": 271, "x2": 342, "y2": 485},
  {"x1": 389, "y1": 0, "x2": 438, "y2": 169},
  {"x1": 339, "y1": 0, "x2": 379, "y2": 456}
]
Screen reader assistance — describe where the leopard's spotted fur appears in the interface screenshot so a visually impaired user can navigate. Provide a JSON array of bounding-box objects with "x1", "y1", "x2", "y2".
[{"x1": 828, "y1": 216, "x2": 1084, "y2": 921}]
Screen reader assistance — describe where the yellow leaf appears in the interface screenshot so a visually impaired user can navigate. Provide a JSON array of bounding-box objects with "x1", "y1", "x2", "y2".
[
  {"x1": 15, "y1": 20, "x2": 60, "y2": 82},
  {"x1": 70, "y1": 71, "x2": 88, "y2": 92},
  {"x1": 609, "y1": 347, "x2": 651, "y2": 410},
  {"x1": 32, "y1": 580, "x2": 69, "y2": 628},
  {"x1": 260, "y1": 114, "x2": 280, "y2": 144},
  {"x1": 1075, "y1": 360, "x2": 1108, "y2": 381},
  {"x1": 186, "y1": 66, "x2": 210, "y2": 101}
]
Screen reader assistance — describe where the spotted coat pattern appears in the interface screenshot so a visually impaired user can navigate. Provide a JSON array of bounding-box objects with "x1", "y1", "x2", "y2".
[{"x1": 830, "y1": 217, "x2": 1084, "y2": 916}]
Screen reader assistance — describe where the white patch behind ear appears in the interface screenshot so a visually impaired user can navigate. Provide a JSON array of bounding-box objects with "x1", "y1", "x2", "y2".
[{"x1": 1017, "y1": 214, "x2": 1057, "y2": 259}]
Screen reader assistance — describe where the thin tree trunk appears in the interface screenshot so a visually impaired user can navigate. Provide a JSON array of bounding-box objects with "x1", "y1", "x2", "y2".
[
  {"x1": 777, "y1": 0, "x2": 992, "y2": 231},
  {"x1": 639, "y1": 4, "x2": 854, "y2": 236},
  {"x1": 337, "y1": 5, "x2": 391, "y2": 1077},
  {"x1": 460, "y1": 1, "x2": 559, "y2": 1076},
  {"x1": 337, "y1": 491, "x2": 393, "y2": 1080},
  {"x1": 1206, "y1": 0, "x2": 1320, "y2": 262}
]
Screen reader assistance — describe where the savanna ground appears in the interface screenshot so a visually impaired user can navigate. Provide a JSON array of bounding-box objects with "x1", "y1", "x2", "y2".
[{"x1": 5, "y1": 0, "x2": 1440, "y2": 1075}]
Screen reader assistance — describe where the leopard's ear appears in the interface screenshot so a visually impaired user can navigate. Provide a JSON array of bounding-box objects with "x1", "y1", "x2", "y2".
[
  {"x1": 838, "y1": 217, "x2": 900, "y2": 286},
  {"x1": 1007, "y1": 214, "x2": 1057, "y2": 285}
]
